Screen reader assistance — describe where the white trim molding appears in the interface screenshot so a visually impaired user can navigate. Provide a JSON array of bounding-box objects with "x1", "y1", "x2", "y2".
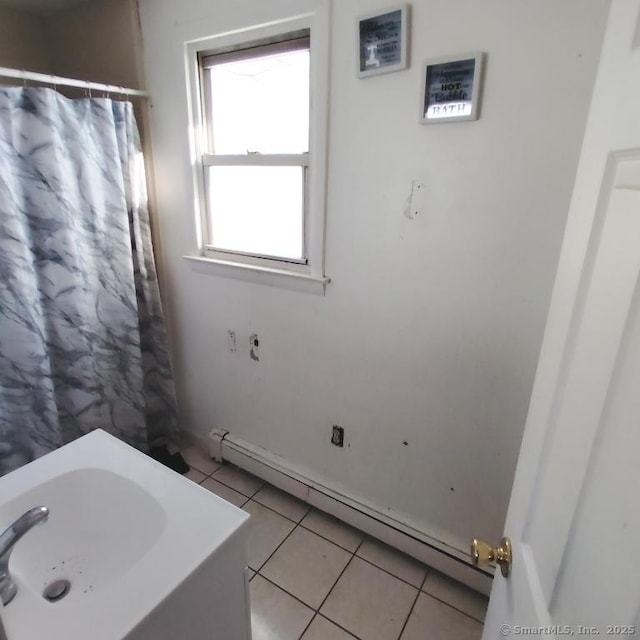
[
  {"x1": 184, "y1": 255, "x2": 330, "y2": 294},
  {"x1": 183, "y1": 7, "x2": 331, "y2": 284}
]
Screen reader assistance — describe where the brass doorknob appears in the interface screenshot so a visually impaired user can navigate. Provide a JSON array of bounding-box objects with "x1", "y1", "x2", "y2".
[{"x1": 471, "y1": 537, "x2": 512, "y2": 577}]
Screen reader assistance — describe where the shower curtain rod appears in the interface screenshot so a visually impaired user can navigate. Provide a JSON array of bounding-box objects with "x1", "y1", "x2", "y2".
[{"x1": 0, "y1": 66, "x2": 150, "y2": 98}]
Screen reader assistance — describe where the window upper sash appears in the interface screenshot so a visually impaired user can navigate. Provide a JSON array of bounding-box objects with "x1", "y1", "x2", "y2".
[
  {"x1": 200, "y1": 33, "x2": 310, "y2": 158},
  {"x1": 199, "y1": 34, "x2": 310, "y2": 69}
]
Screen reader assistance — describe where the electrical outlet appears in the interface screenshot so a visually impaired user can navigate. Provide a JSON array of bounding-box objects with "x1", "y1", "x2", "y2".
[
  {"x1": 331, "y1": 425, "x2": 344, "y2": 447},
  {"x1": 227, "y1": 330, "x2": 237, "y2": 353}
]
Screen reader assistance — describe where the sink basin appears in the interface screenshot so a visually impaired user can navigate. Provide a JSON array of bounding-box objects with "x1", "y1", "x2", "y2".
[
  {"x1": 10, "y1": 468, "x2": 166, "y2": 602},
  {"x1": 0, "y1": 430, "x2": 251, "y2": 640}
]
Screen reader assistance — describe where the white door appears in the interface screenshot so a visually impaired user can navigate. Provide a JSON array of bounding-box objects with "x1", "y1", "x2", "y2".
[{"x1": 482, "y1": 1, "x2": 640, "y2": 637}]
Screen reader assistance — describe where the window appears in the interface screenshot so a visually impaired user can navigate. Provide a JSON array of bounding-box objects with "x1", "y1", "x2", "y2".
[
  {"x1": 200, "y1": 34, "x2": 309, "y2": 263},
  {"x1": 187, "y1": 15, "x2": 329, "y2": 289}
]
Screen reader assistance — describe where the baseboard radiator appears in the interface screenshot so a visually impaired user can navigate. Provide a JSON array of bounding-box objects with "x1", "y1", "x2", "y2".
[{"x1": 203, "y1": 429, "x2": 493, "y2": 596}]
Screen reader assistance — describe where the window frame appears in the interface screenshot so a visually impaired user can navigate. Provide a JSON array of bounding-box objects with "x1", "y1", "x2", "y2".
[{"x1": 185, "y1": 14, "x2": 329, "y2": 286}]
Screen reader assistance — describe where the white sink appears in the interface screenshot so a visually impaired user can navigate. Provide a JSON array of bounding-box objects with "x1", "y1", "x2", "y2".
[{"x1": 0, "y1": 430, "x2": 251, "y2": 640}]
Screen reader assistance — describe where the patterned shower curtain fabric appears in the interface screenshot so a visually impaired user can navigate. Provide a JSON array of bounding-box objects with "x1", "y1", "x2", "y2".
[{"x1": 0, "y1": 87, "x2": 179, "y2": 476}]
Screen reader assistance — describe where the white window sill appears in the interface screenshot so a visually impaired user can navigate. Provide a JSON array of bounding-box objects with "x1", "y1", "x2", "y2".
[{"x1": 183, "y1": 255, "x2": 330, "y2": 295}]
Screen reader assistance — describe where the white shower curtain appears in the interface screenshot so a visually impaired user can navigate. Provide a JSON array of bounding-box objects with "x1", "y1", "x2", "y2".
[{"x1": 0, "y1": 87, "x2": 179, "y2": 475}]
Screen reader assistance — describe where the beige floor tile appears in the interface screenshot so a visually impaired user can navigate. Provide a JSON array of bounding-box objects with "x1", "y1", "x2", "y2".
[
  {"x1": 179, "y1": 444, "x2": 220, "y2": 475},
  {"x1": 261, "y1": 526, "x2": 351, "y2": 608},
  {"x1": 243, "y1": 501, "x2": 296, "y2": 570},
  {"x1": 321, "y1": 557, "x2": 417, "y2": 640},
  {"x1": 400, "y1": 593, "x2": 483, "y2": 640},
  {"x1": 253, "y1": 485, "x2": 310, "y2": 522},
  {"x1": 301, "y1": 509, "x2": 364, "y2": 552},
  {"x1": 201, "y1": 477, "x2": 248, "y2": 507},
  {"x1": 213, "y1": 464, "x2": 264, "y2": 496},
  {"x1": 357, "y1": 538, "x2": 426, "y2": 587},
  {"x1": 422, "y1": 570, "x2": 488, "y2": 622},
  {"x1": 184, "y1": 468, "x2": 206, "y2": 484},
  {"x1": 302, "y1": 615, "x2": 356, "y2": 639},
  {"x1": 250, "y1": 575, "x2": 314, "y2": 640}
]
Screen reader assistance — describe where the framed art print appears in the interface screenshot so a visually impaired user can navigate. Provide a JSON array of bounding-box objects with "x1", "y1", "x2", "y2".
[
  {"x1": 419, "y1": 52, "x2": 484, "y2": 123},
  {"x1": 357, "y1": 5, "x2": 409, "y2": 78}
]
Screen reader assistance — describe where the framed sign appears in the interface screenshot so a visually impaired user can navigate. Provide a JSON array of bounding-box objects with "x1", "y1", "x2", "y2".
[
  {"x1": 357, "y1": 4, "x2": 409, "y2": 78},
  {"x1": 419, "y1": 52, "x2": 484, "y2": 123}
]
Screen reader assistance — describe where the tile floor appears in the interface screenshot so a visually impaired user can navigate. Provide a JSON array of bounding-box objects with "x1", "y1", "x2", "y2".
[{"x1": 179, "y1": 445, "x2": 488, "y2": 640}]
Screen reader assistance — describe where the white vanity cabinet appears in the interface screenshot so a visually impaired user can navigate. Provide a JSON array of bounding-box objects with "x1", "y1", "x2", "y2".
[{"x1": 0, "y1": 431, "x2": 252, "y2": 640}]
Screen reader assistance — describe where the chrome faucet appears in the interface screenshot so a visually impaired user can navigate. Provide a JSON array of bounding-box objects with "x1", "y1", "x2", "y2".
[{"x1": 0, "y1": 506, "x2": 49, "y2": 605}]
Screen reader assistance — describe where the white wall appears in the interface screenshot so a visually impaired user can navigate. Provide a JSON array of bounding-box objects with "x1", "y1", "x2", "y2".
[{"x1": 139, "y1": 0, "x2": 610, "y2": 553}]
